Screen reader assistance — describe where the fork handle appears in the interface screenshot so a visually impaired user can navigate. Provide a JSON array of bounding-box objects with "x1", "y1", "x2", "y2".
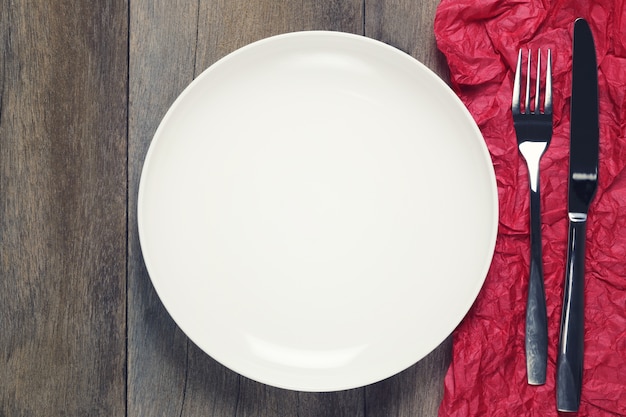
[{"x1": 525, "y1": 185, "x2": 548, "y2": 385}]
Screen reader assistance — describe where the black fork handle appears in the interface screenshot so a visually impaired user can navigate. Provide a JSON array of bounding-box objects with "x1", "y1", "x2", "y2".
[{"x1": 526, "y1": 184, "x2": 548, "y2": 385}]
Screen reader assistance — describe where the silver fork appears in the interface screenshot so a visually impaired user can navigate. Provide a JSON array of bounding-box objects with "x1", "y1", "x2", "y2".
[{"x1": 512, "y1": 48, "x2": 553, "y2": 385}]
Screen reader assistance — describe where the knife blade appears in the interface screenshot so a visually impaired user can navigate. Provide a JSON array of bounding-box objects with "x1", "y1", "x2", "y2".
[{"x1": 556, "y1": 18, "x2": 599, "y2": 413}]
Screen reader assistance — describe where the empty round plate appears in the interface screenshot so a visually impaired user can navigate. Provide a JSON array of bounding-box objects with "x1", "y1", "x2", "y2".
[{"x1": 138, "y1": 31, "x2": 498, "y2": 392}]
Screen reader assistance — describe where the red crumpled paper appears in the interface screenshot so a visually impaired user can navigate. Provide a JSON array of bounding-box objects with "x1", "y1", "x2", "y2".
[{"x1": 434, "y1": 0, "x2": 626, "y2": 416}]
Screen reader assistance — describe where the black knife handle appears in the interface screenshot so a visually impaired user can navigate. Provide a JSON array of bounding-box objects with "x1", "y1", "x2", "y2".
[
  {"x1": 526, "y1": 186, "x2": 548, "y2": 385},
  {"x1": 557, "y1": 218, "x2": 587, "y2": 412}
]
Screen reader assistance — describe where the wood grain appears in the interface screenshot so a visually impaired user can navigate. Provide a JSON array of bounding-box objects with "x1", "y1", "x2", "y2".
[
  {"x1": 194, "y1": 0, "x2": 364, "y2": 72},
  {"x1": 128, "y1": 1, "x2": 200, "y2": 416},
  {"x1": 0, "y1": 0, "x2": 128, "y2": 415},
  {"x1": 365, "y1": 0, "x2": 449, "y2": 78}
]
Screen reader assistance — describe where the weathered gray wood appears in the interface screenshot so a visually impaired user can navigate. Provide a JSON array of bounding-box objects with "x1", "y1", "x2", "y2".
[
  {"x1": 128, "y1": 1, "x2": 203, "y2": 416},
  {"x1": 194, "y1": 0, "x2": 364, "y2": 72},
  {"x1": 364, "y1": 342, "x2": 452, "y2": 417},
  {"x1": 365, "y1": 0, "x2": 449, "y2": 78},
  {"x1": 0, "y1": 1, "x2": 128, "y2": 416},
  {"x1": 297, "y1": 390, "x2": 366, "y2": 417}
]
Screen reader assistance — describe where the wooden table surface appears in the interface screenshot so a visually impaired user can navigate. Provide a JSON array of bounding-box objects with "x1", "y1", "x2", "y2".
[{"x1": 1, "y1": 1, "x2": 452, "y2": 415}]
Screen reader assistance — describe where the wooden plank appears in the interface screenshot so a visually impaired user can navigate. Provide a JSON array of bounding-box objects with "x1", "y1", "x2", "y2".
[
  {"x1": 128, "y1": 1, "x2": 204, "y2": 416},
  {"x1": 194, "y1": 0, "x2": 364, "y2": 71},
  {"x1": 297, "y1": 390, "x2": 365, "y2": 417},
  {"x1": 128, "y1": 1, "x2": 363, "y2": 416},
  {"x1": 364, "y1": 1, "x2": 451, "y2": 416},
  {"x1": 0, "y1": 1, "x2": 128, "y2": 416},
  {"x1": 364, "y1": 343, "x2": 451, "y2": 417},
  {"x1": 130, "y1": 1, "x2": 452, "y2": 415},
  {"x1": 365, "y1": 0, "x2": 448, "y2": 78}
]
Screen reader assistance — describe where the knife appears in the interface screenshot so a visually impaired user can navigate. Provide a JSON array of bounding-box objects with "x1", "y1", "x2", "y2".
[{"x1": 556, "y1": 18, "x2": 599, "y2": 413}]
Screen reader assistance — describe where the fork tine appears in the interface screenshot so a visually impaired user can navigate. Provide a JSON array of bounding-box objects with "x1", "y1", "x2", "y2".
[
  {"x1": 512, "y1": 49, "x2": 522, "y2": 115},
  {"x1": 534, "y1": 49, "x2": 541, "y2": 114},
  {"x1": 525, "y1": 49, "x2": 531, "y2": 114},
  {"x1": 544, "y1": 49, "x2": 553, "y2": 114}
]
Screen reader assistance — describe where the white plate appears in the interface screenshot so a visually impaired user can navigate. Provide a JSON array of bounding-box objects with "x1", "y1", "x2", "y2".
[{"x1": 138, "y1": 31, "x2": 498, "y2": 392}]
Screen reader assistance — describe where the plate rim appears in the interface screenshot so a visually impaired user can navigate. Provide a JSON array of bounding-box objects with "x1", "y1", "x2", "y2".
[{"x1": 137, "y1": 30, "x2": 499, "y2": 392}]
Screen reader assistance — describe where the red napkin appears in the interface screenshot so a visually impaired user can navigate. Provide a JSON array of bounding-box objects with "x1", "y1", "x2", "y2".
[{"x1": 434, "y1": 1, "x2": 626, "y2": 415}]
